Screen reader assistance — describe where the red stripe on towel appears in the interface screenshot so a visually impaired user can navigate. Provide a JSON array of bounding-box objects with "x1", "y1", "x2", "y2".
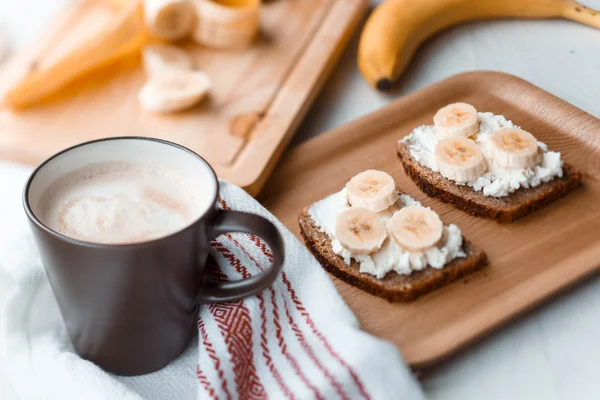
[
  {"x1": 196, "y1": 364, "x2": 219, "y2": 400},
  {"x1": 257, "y1": 288, "x2": 295, "y2": 399},
  {"x1": 197, "y1": 317, "x2": 232, "y2": 400},
  {"x1": 215, "y1": 238, "x2": 320, "y2": 399},
  {"x1": 282, "y1": 295, "x2": 349, "y2": 400},
  {"x1": 210, "y1": 243, "x2": 266, "y2": 400},
  {"x1": 270, "y1": 288, "x2": 324, "y2": 400},
  {"x1": 226, "y1": 234, "x2": 347, "y2": 399},
  {"x1": 218, "y1": 196, "x2": 371, "y2": 399},
  {"x1": 280, "y1": 273, "x2": 371, "y2": 400}
]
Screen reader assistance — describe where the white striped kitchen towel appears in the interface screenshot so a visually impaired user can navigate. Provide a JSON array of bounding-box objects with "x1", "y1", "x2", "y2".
[{"x1": 0, "y1": 162, "x2": 424, "y2": 400}]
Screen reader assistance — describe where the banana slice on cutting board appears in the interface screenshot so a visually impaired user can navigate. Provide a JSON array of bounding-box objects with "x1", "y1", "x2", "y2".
[
  {"x1": 388, "y1": 206, "x2": 443, "y2": 252},
  {"x1": 434, "y1": 102, "x2": 479, "y2": 139},
  {"x1": 144, "y1": 0, "x2": 196, "y2": 41},
  {"x1": 490, "y1": 127, "x2": 539, "y2": 169},
  {"x1": 435, "y1": 136, "x2": 486, "y2": 183},
  {"x1": 346, "y1": 170, "x2": 399, "y2": 212},
  {"x1": 138, "y1": 69, "x2": 211, "y2": 112},
  {"x1": 142, "y1": 44, "x2": 194, "y2": 75},
  {"x1": 192, "y1": 0, "x2": 260, "y2": 49},
  {"x1": 335, "y1": 207, "x2": 388, "y2": 254}
]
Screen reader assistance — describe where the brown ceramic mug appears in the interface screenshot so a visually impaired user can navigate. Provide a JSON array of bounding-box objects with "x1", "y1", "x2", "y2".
[{"x1": 22, "y1": 137, "x2": 285, "y2": 376}]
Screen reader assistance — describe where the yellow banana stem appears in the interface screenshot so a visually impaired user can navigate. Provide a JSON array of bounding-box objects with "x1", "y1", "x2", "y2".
[{"x1": 562, "y1": 0, "x2": 600, "y2": 29}]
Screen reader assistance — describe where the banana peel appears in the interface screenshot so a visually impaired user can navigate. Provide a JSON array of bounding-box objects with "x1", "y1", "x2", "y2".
[
  {"x1": 3, "y1": 0, "x2": 148, "y2": 110},
  {"x1": 358, "y1": 0, "x2": 600, "y2": 90}
]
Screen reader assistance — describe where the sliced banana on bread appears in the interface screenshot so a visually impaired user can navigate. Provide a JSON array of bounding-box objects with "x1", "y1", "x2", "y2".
[
  {"x1": 346, "y1": 169, "x2": 399, "y2": 211},
  {"x1": 299, "y1": 170, "x2": 487, "y2": 302},
  {"x1": 434, "y1": 102, "x2": 479, "y2": 139},
  {"x1": 398, "y1": 103, "x2": 582, "y2": 222}
]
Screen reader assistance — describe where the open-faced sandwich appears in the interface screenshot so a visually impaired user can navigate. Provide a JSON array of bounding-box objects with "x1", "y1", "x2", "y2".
[
  {"x1": 397, "y1": 103, "x2": 582, "y2": 222},
  {"x1": 298, "y1": 170, "x2": 487, "y2": 302}
]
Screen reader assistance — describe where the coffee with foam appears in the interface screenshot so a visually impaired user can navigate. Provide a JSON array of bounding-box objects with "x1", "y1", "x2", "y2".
[{"x1": 36, "y1": 161, "x2": 209, "y2": 244}]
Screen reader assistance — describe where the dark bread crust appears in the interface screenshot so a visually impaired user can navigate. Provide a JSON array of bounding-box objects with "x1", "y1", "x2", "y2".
[
  {"x1": 397, "y1": 141, "x2": 582, "y2": 222},
  {"x1": 299, "y1": 208, "x2": 487, "y2": 302}
]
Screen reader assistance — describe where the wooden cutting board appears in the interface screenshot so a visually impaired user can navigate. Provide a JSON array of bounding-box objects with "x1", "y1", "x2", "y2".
[
  {"x1": 258, "y1": 71, "x2": 600, "y2": 368},
  {"x1": 0, "y1": 0, "x2": 367, "y2": 196}
]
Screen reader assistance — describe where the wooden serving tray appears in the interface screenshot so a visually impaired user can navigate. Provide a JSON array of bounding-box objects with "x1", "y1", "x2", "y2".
[
  {"x1": 259, "y1": 71, "x2": 600, "y2": 368},
  {"x1": 0, "y1": 0, "x2": 367, "y2": 196}
]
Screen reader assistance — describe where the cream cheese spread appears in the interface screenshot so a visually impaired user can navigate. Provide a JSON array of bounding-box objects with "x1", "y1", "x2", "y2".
[
  {"x1": 401, "y1": 112, "x2": 564, "y2": 197},
  {"x1": 308, "y1": 188, "x2": 466, "y2": 279}
]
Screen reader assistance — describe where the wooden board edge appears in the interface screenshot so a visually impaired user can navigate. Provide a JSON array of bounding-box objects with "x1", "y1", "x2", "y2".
[
  {"x1": 233, "y1": 0, "x2": 370, "y2": 196},
  {"x1": 406, "y1": 243, "x2": 600, "y2": 368},
  {"x1": 264, "y1": 70, "x2": 600, "y2": 368}
]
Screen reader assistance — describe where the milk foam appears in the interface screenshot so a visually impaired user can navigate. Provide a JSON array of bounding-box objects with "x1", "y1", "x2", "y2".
[{"x1": 36, "y1": 161, "x2": 209, "y2": 244}]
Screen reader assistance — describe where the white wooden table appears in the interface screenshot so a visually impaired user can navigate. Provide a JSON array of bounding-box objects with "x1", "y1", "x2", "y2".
[{"x1": 2, "y1": 1, "x2": 600, "y2": 398}]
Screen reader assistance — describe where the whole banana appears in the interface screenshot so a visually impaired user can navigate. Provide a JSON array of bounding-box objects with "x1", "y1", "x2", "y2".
[{"x1": 358, "y1": 0, "x2": 600, "y2": 90}]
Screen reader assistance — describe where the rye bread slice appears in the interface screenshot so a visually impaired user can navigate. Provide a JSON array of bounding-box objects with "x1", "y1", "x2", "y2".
[
  {"x1": 397, "y1": 141, "x2": 582, "y2": 222},
  {"x1": 299, "y1": 208, "x2": 487, "y2": 302}
]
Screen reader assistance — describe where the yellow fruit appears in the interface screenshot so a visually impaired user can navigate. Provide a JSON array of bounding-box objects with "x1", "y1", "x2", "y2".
[
  {"x1": 435, "y1": 136, "x2": 486, "y2": 183},
  {"x1": 388, "y1": 206, "x2": 443, "y2": 252},
  {"x1": 4, "y1": 0, "x2": 148, "y2": 109},
  {"x1": 335, "y1": 207, "x2": 388, "y2": 254},
  {"x1": 490, "y1": 127, "x2": 539, "y2": 169},
  {"x1": 358, "y1": 0, "x2": 600, "y2": 90}
]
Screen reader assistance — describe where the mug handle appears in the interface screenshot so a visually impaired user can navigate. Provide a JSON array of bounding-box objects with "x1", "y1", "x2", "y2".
[{"x1": 195, "y1": 210, "x2": 285, "y2": 304}]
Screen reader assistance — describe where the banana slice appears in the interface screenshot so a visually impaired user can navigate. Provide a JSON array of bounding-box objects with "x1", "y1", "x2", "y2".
[
  {"x1": 138, "y1": 69, "x2": 211, "y2": 112},
  {"x1": 144, "y1": 0, "x2": 196, "y2": 41},
  {"x1": 490, "y1": 127, "x2": 539, "y2": 169},
  {"x1": 346, "y1": 170, "x2": 399, "y2": 212},
  {"x1": 388, "y1": 206, "x2": 443, "y2": 252},
  {"x1": 192, "y1": 0, "x2": 260, "y2": 49},
  {"x1": 435, "y1": 136, "x2": 486, "y2": 183},
  {"x1": 142, "y1": 44, "x2": 194, "y2": 75},
  {"x1": 434, "y1": 102, "x2": 479, "y2": 139},
  {"x1": 335, "y1": 207, "x2": 388, "y2": 255}
]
